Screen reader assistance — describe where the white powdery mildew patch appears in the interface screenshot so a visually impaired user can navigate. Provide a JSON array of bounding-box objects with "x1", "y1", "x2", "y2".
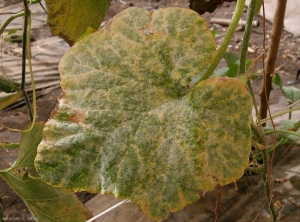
[{"x1": 34, "y1": 7, "x2": 251, "y2": 220}]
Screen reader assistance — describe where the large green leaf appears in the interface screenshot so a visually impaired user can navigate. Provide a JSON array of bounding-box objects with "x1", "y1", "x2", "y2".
[
  {"x1": 0, "y1": 123, "x2": 92, "y2": 222},
  {"x1": 35, "y1": 7, "x2": 252, "y2": 220},
  {"x1": 45, "y1": 0, "x2": 110, "y2": 45}
]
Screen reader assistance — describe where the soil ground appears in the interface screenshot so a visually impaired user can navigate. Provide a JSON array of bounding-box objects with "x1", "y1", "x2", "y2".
[{"x1": 0, "y1": 0, "x2": 299, "y2": 221}]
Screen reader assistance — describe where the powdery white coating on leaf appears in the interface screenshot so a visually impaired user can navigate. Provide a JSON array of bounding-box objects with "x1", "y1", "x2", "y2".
[
  {"x1": 35, "y1": 7, "x2": 251, "y2": 220},
  {"x1": 0, "y1": 124, "x2": 93, "y2": 222}
]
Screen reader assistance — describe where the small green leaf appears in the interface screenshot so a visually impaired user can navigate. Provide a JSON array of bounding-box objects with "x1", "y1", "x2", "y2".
[
  {"x1": 211, "y1": 30, "x2": 217, "y2": 38},
  {"x1": 0, "y1": 76, "x2": 19, "y2": 93},
  {"x1": 45, "y1": 0, "x2": 110, "y2": 45},
  {"x1": 223, "y1": 52, "x2": 240, "y2": 77},
  {"x1": 282, "y1": 86, "x2": 300, "y2": 104},
  {"x1": 223, "y1": 52, "x2": 252, "y2": 77},
  {"x1": 0, "y1": 90, "x2": 23, "y2": 110},
  {"x1": 0, "y1": 123, "x2": 92, "y2": 222},
  {"x1": 278, "y1": 120, "x2": 300, "y2": 141},
  {"x1": 223, "y1": 51, "x2": 240, "y2": 65},
  {"x1": 35, "y1": 8, "x2": 251, "y2": 220},
  {"x1": 7, "y1": 29, "x2": 17, "y2": 36},
  {"x1": 273, "y1": 73, "x2": 300, "y2": 103},
  {"x1": 272, "y1": 73, "x2": 283, "y2": 88}
]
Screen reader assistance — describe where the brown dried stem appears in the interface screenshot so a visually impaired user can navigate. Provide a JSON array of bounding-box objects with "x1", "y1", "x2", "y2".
[{"x1": 259, "y1": 0, "x2": 287, "y2": 122}]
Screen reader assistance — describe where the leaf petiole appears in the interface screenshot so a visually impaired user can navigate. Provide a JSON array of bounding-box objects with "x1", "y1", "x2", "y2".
[
  {"x1": 261, "y1": 107, "x2": 300, "y2": 124},
  {"x1": 0, "y1": 143, "x2": 19, "y2": 149},
  {"x1": 198, "y1": 0, "x2": 246, "y2": 82},
  {"x1": 181, "y1": 0, "x2": 246, "y2": 95},
  {"x1": 0, "y1": 12, "x2": 25, "y2": 35},
  {"x1": 264, "y1": 129, "x2": 300, "y2": 137}
]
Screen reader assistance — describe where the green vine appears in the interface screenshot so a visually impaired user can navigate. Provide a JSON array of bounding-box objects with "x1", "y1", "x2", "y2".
[
  {"x1": 261, "y1": 107, "x2": 300, "y2": 124},
  {"x1": 0, "y1": 1, "x2": 36, "y2": 132},
  {"x1": 0, "y1": 12, "x2": 25, "y2": 35},
  {"x1": 199, "y1": 0, "x2": 246, "y2": 82},
  {"x1": 0, "y1": 142, "x2": 19, "y2": 149},
  {"x1": 181, "y1": 0, "x2": 246, "y2": 95}
]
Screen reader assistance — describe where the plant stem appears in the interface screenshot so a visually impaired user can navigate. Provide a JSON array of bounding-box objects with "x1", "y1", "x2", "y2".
[
  {"x1": 25, "y1": 14, "x2": 37, "y2": 130},
  {"x1": 26, "y1": 0, "x2": 42, "y2": 3},
  {"x1": 21, "y1": 0, "x2": 34, "y2": 122},
  {"x1": 261, "y1": 107, "x2": 300, "y2": 124},
  {"x1": 259, "y1": 0, "x2": 287, "y2": 122},
  {"x1": 0, "y1": 12, "x2": 25, "y2": 36},
  {"x1": 0, "y1": 143, "x2": 19, "y2": 149},
  {"x1": 23, "y1": 90, "x2": 33, "y2": 121},
  {"x1": 238, "y1": 0, "x2": 262, "y2": 126},
  {"x1": 267, "y1": 137, "x2": 289, "y2": 153},
  {"x1": 39, "y1": 2, "x2": 48, "y2": 15},
  {"x1": 21, "y1": 2, "x2": 29, "y2": 90},
  {"x1": 239, "y1": 0, "x2": 257, "y2": 75},
  {"x1": 198, "y1": 0, "x2": 246, "y2": 82},
  {"x1": 241, "y1": 2, "x2": 278, "y2": 221},
  {"x1": 262, "y1": 149, "x2": 278, "y2": 221},
  {"x1": 288, "y1": 107, "x2": 292, "y2": 119},
  {"x1": 264, "y1": 129, "x2": 300, "y2": 137}
]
